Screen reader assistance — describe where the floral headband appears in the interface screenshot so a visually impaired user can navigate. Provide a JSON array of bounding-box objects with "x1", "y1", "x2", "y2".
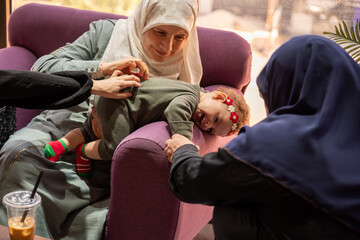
[{"x1": 225, "y1": 97, "x2": 239, "y2": 136}]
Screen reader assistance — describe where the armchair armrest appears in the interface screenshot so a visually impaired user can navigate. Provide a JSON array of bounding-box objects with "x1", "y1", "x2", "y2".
[
  {"x1": 106, "y1": 84, "x2": 238, "y2": 239},
  {"x1": 0, "y1": 46, "x2": 36, "y2": 70},
  {"x1": 0, "y1": 47, "x2": 42, "y2": 130},
  {"x1": 107, "y1": 120, "x2": 233, "y2": 240}
]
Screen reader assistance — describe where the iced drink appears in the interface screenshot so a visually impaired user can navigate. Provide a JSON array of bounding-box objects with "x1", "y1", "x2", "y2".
[
  {"x1": 2, "y1": 191, "x2": 41, "y2": 240},
  {"x1": 8, "y1": 216, "x2": 35, "y2": 240}
]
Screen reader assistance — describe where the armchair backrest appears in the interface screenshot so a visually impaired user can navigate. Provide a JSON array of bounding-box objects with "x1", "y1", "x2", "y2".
[{"x1": 8, "y1": 3, "x2": 251, "y2": 92}]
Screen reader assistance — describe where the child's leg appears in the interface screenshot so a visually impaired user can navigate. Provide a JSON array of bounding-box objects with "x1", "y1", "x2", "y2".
[
  {"x1": 45, "y1": 128, "x2": 85, "y2": 162},
  {"x1": 76, "y1": 139, "x2": 101, "y2": 178}
]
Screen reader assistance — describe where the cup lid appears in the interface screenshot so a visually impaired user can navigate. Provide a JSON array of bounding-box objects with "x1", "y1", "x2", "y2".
[{"x1": 2, "y1": 191, "x2": 41, "y2": 209}]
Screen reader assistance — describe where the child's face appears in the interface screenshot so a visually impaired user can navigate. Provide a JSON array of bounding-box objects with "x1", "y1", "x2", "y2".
[{"x1": 192, "y1": 92, "x2": 233, "y2": 137}]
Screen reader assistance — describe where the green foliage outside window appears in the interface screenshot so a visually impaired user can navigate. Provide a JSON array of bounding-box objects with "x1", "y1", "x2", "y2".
[{"x1": 324, "y1": 20, "x2": 360, "y2": 64}]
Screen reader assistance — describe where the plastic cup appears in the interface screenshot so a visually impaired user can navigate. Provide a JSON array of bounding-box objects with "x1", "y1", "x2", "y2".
[{"x1": 2, "y1": 190, "x2": 41, "y2": 240}]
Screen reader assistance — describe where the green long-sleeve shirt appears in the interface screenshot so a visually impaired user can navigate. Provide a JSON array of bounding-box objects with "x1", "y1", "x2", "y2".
[{"x1": 89, "y1": 78, "x2": 201, "y2": 160}]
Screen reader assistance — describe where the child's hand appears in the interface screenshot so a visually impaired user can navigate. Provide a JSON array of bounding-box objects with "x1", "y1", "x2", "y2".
[
  {"x1": 100, "y1": 57, "x2": 149, "y2": 80},
  {"x1": 164, "y1": 134, "x2": 198, "y2": 162}
]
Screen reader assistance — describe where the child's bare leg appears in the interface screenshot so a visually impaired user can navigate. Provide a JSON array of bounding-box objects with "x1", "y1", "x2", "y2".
[
  {"x1": 82, "y1": 140, "x2": 101, "y2": 160},
  {"x1": 75, "y1": 139, "x2": 101, "y2": 178},
  {"x1": 45, "y1": 128, "x2": 85, "y2": 162},
  {"x1": 61, "y1": 128, "x2": 85, "y2": 151}
]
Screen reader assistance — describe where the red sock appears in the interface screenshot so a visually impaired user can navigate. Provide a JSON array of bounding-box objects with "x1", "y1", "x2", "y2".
[
  {"x1": 44, "y1": 139, "x2": 68, "y2": 162},
  {"x1": 76, "y1": 144, "x2": 92, "y2": 178}
]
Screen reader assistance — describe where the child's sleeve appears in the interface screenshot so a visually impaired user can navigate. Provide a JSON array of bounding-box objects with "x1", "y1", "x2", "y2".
[{"x1": 164, "y1": 95, "x2": 198, "y2": 140}]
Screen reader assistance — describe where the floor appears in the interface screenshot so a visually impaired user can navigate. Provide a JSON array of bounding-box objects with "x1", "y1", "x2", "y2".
[{"x1": 193, "y1": 223, "x2": 215, "y2": 240}]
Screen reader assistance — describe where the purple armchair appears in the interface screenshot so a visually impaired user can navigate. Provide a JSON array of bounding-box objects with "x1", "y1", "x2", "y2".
[{"x1": 0, "y1": 3, "x2": 252, "y2": 240}]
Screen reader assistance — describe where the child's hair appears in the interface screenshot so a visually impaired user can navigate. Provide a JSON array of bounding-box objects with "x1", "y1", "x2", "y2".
[{"x1": 215, "y1": 87, "x2": 250, "y2": 134}]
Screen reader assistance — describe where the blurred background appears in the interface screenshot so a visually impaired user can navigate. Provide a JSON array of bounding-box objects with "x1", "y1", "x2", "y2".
[{"x1": 8, "y1": 0, "x2": 360, "y2": 125}]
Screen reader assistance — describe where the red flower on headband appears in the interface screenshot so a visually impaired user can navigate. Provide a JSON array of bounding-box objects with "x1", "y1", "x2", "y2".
[
  {"x1": 230, "y1": 112, "x2": 239, "y2": 121},
  {"x1": 225, "y1": 97, "x2": 239, "y2": 136}
]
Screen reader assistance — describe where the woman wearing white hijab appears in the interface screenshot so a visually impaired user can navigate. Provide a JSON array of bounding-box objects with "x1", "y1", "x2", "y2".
[
  {"x1": 101, "y1": 0, "x2": 202, "y2": 83},
  {"x1": 0, "y1": 1, "x2": 202, "y2": 239},
  {"x1": 33, "y1": 0, "x2": 202, "y2": 89}
]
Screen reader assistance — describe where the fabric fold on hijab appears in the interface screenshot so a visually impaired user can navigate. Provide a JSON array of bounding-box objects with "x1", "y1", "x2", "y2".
[
  {"x1": 102, "y1": 0, "x2": 202, "y2": 84},
  {"x1": 0, "y1": 70, "x2": 93, "y2": 109},
  {"x1": 225, "y1": 35, "x2": 360, "y2": 233}
]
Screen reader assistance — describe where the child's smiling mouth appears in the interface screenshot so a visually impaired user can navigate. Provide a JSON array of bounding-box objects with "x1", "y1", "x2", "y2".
[{"x1": 194, "y1": 111, "x2": 207, "y2": 129}]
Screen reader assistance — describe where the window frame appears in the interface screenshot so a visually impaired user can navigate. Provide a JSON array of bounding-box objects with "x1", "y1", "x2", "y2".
[{"x1": 0, "y1": 0, "x2": 11, "y2": 48}]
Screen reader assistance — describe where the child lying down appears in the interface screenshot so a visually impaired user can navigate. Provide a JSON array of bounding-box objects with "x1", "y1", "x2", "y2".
[{"x1": 45, "y1": 75, "x2": 250, "y2": 177}]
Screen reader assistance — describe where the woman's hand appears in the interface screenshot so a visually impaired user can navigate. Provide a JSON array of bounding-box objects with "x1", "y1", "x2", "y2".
[
  {"x1": 164, "y1": 134, "x2": 198, "y2": 162},
  {"x1": 100, "y1": 56, "x2": 149, "y2": 80},
  {"x1": 92, "y1": 70, "x2": 141, "y2": 99}
]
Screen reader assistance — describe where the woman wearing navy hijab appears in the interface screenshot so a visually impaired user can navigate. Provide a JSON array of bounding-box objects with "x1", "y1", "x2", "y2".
[{"x1": 165, "y1": 35, "x2": 360, "y2": 239}]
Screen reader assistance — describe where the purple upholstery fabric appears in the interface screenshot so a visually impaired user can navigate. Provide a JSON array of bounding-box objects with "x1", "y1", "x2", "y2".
[
  {"x1": 109, "y1": 122, "x2": 180, "y2": 240},
  {"x1": 109, "y1": 121, "x2": 235, "y2": 239},
  {"x1": 0, "y1": 46, "x2": 43, "y2": 129},
  {"x1": 3, "y1": 3, "x2": 252, "y2": 240},
  {"x1": 110, "y1": 122, "x2": 226, "y2": 240},
  {"x1": 0, "y1": 46, "x2": 36, "y2": 69},
  {"x1": 197, "y1": 27, "x2": 252, "y2": 92},
  {"x1": 8, "y1": 3, "x2": 123, "y2": 58}
]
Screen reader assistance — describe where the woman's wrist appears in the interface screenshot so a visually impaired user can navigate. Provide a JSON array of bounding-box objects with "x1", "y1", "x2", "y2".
[
  {"x1": 99, "y1": 61, "x2": 106, "y2": 76},
  {"x1": 100, "y1": 61, "x2": 114, "y2": 76},
  {"x1": 90, "y1": 61, "x2": 105, "y2": 80},
  {"x1": 91, "y1": 80, "x2": 102, "y2": 95}
]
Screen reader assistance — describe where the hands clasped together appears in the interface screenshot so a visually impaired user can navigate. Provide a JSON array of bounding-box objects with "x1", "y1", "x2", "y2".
[
  {"x1": 92, "y1": 57, "x2": 149, "y2": 99},
  {"x1": 90, "y1": 57, "x2": 149, "y2": 138}
]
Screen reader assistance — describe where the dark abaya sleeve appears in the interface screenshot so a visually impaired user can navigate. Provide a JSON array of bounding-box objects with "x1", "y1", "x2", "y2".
[
  {"x1": 169, "y1": 144, "x2": 296, "y2": 206},
  {"x1": 0, "y1": 70, "x2": 93, "y2": 109},
  {"x1": 169, "y1": 145, "x2": 360, "y2": 239}
]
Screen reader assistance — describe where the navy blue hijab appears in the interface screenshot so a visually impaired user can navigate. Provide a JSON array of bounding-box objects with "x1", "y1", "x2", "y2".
[{"x1": 226, "y1": 35, "x2": 360, "y2": 232}]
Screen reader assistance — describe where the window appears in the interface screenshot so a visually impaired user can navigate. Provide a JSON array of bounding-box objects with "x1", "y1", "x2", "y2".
[
  {"x1": 12, "y1": 0, "x2": 140, "y2": 15},
  {"x1": 0, "y1": 0, "x2": 11, "y2": 48}
]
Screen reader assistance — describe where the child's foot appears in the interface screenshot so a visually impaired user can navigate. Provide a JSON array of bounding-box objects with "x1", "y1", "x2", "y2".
[
  {"x1": 44, "y1": 139, "x2": 68, "y2": 162},
  {"x1": 76, "y1": 144, "x2": 92, "y2": 178}
]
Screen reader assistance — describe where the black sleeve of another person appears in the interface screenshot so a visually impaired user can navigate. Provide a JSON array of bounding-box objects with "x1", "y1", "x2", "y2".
[
  {"x1": 0, "y1": 70, "x2": 93, "y2": 109},
  {"x1": 168, "y1": 144, "x2": 303, "y2": 206}
]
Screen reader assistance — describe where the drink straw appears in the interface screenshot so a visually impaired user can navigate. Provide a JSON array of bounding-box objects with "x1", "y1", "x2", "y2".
[{"x1": 20, "y1": 171, "x2": 44, "y2": 223}]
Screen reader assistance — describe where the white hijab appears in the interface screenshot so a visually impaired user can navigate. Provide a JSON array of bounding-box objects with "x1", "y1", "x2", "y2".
[{"x1": 102, "y1": 0, "x2": 202, "y2": 84}]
